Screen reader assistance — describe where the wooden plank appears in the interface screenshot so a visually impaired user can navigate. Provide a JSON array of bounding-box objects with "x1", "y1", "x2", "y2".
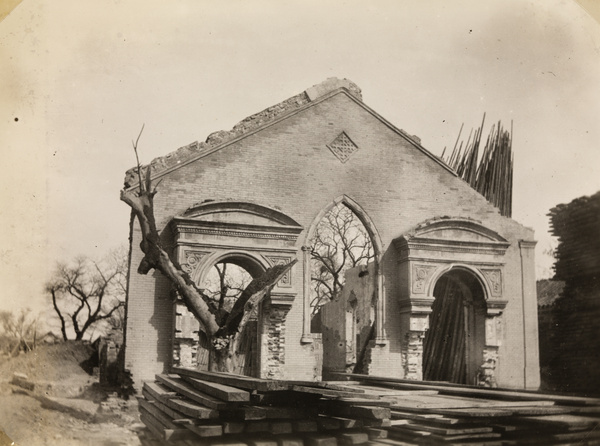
[
  {"x1": 316, "y1": 416, "x2": 341, "y2": 430},
  {"x1": 220, "y1": 405, "x2": 267, "y2": 420},
  {"x1": 387, "y1": 392, "x2": 555, "y2": 409},
  {"x1": 519, "y1": 414, "x2": 599, "y2": 429},
  {"x1": 290, "y1": 380, "x2": 365, "y2": 391},
  {"x1": 368, "y1": 438, "x2": 423, "y2": 446},
  {"x1": 245, "y1": 421, "x2": 270, "y2": 433},
  {"x1": 426, "y1": 431, "x2": 502, "y2": 442},
  {"x1": 155, "y1": 374, "x2": 229, "y2": 409},
  {"x1": 141, "y1": 392, "x2": 194, "y2": 425},
  {"x1": 185, "y1": 423, "x2": 223, "y2": 438},
  {"x1": 345, "y1": 384, "x2": 439, "y2": 397},
  {"x1": 325, "y1": 416, "x2": 363, "y2": 428},
  {"x1": 551, "y1": 429, "x2": 600, "y2": 442},
  {"x1": 178, "y1": 374, "x2": 250, "y2": 402},
  {"x1": 335, "y1": 397, "x2": 390, "y2": 407},
  {"x1": 401, "y1": 421, "x2": 494, "y2": 435},
  {"x1": 389, "y1": 419, "x2": 410, "y2": 426},
  {"x1": 261, "y1": 405, "x2": 318, "y2": 419},
  {"x1": 140, "y1": 412, "x2": 168, "y2": 442},
  {"x1": 143, "y1": 381, "x2": 177, "y2": 400},
  {"x1": 171, "y1": 366, "x2": 290, "y2": 392},
  {"x1": 391, "y1": 410, "x2": 462, "y2": 425},
  {"x1": 251, "y1": 390, "x2": 320, "y2": 405},
  {"x1": 222, "y1": 421, "x2": 245, "y2": 434},
  {"x1": 428, "y1": 407, "x2": 515, "y2": 418},
  {"x1": 290, "y1": 385, "x2": 380, "y2": 400},
  {"x1": 362, "y1": 418, "x2": 392, "y2": 428},
  {"x1": 139, "y1": 398, "x2": 180, "y2": 430},
  {"x1": 389, "y1": 426, "x2": 501, "y2": 443},
  {"x1": 139, "y1": 404, "x2": 196, "y2": 442},
  {"x1": 335, "y1": 372, "x2": 600, "y2": 406},
  {"x1": 320, "y1": 401, "x2": 390, "y2": 420},
  {"x1": 164, "y1": 396, "x2": 218, "y2": 419},
  {"x1": 143, "y1": 382, "x2": 220, "y2": 422},
  {"x1": 498, "y1": 405, "x2": 572, "y2": 416},
  {"x1": 565, "y1": 405, "x2": 600, "y2": 415},
  {"x1": 270, "y1": 421, "x2": 293, "y2": 434},
  {"x1": 387, "y1": 427, "x2": 431, "y2": 442}
]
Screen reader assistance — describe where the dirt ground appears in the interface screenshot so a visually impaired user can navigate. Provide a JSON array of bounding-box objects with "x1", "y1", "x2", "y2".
[{"x1": 0, "y1": 342, "x2": 144, "y2": 446}]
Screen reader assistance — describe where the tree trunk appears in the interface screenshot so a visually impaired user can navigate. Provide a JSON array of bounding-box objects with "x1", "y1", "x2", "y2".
[
  {"x1": 121, "y1": 148, "x2": 296, "y2": 374},
  {"x1": 210, "y1": 345, "x2": 236, "y2": 373}
]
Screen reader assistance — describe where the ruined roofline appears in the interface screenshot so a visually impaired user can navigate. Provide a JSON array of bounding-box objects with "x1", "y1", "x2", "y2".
[{"x1": 124, "y1": 77, "x2": 455, "y2": 189}]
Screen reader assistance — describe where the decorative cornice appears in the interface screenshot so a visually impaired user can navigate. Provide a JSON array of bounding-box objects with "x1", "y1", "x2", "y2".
[
  {"x1": 269, "y1": 292, "x2": 296, "y2": 309},
  {"x1": 519, "y1": 240, "x2": 537, "y2": 249},
  {"x1": 486, "y1": 299, "x2": 509, "y2": 316},
  {"x1": 172, "y1": 218, "x2": 303, "y2": 242},
  {"x1": 399, "y1": 297, "x2": 435, "y2": 315},
  {"x1": 396, "y1": 237, "x2": 510, "y2": 257},
  {"x1": 398, "y1": 256, "x2": 505, "y2": 267},
  {"x1": 177, "y1": 226, "x2": 299, "y2": 241}
]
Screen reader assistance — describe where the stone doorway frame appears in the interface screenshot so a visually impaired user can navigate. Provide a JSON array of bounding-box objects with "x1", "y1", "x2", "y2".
[
  {"x1": 393, "y1": 217, "x2": 509, "y2": 386},
  {"x1": 169, "y1": 201, "x2": 303, "y2": 378}
]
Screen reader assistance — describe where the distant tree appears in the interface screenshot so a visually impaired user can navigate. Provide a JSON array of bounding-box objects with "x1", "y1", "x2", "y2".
[
  {"x1": 309, "y1": 203, "x2": 374, "y2": 317},
  {"x1": 0, "y1": 308, "x2": 38, "y2": 355},
  {"x1": 46, "y1": 248, "x2": 127, "y2": 341}
]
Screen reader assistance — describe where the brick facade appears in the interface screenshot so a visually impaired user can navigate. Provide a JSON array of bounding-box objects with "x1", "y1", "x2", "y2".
[{"x1": 123, "y1": 78, "x2": 539, "y2": 390}]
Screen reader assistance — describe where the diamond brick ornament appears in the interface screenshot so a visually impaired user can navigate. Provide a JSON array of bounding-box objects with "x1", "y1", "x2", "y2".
[{"x1": 327, "y1": 131, "x2": 359, "y2": 163}]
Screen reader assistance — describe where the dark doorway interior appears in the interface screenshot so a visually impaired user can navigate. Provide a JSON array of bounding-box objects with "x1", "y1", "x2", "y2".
[{"x1": 423, "y1": 269, "x2": 486, "y2": 384}]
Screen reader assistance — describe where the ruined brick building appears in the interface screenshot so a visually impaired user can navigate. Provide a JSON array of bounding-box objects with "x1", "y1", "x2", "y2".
[{"x1": 122, "y1": 78, "x2": 540, "y2": 390}]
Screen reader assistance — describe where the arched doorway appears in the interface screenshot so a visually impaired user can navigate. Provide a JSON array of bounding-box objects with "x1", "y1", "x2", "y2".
[
  {"x1": 174, "y1": 254, "x2": 265, "y2": 377},
  {"x1": 423, "y1": 268, "x2": 487, "y2": 384}
]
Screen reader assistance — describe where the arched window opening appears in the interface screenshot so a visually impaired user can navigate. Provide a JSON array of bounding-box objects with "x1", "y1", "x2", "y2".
[
  {"x1": 173, "y1": 258, "x2": 260, "y2": 376},
  {"x1": 423, "y1": 268, "x2": 487, "y2": 384},
  {"x1": 308, "y1": 201, "x2": 378, "y2": 379},
  {"x1": 309, "y1": 203, "x2": 375, "y2": 333}
]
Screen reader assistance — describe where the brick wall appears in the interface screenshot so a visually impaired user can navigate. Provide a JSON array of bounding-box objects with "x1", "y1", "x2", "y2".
[{"x1": 124, "y1": 88, "x2": 537, "y2": 389}]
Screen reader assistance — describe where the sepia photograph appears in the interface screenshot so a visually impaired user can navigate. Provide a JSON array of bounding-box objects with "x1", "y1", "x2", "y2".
[{"x1": 1, "y1": 1, "x2": 599, "y2": 445}]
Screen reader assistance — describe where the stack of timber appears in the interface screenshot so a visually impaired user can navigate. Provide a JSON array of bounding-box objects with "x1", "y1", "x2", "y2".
[
  {"x1": 441, "y1": 115, "x2": 514, "y2": 218},
  {"x1": 548, "y1": 190, "x2": 600, "y2": 281},
  {"x1": 138, "y1": 367, "x2": 600, "y2": 446}
]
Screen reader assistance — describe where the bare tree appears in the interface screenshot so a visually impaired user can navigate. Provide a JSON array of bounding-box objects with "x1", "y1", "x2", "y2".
[
  {"x1": 202, "y1": 262, "x2": 254, "y2": 315},
  {"x1": 0, "y1": 308, "x2": 39, "y2": 355},
  {"x1": 46, "y1": 249, "x2": 126, "y2": 341},
  {"x1": 120, "y1": 127, "x2": 295, "y2": 372},
  {"x1": 309, "y1": 203, "x2": 374, "y2": 317}
]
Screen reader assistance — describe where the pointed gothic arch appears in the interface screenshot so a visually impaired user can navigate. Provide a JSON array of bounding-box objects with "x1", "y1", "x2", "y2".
[{"x1": 301, "y1": 195, "x2": 387, "y2": 344}]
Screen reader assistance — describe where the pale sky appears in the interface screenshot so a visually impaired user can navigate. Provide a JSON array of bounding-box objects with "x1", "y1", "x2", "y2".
[{"x1": 1, "y1": 0, "x2": 599, "y2": 316}]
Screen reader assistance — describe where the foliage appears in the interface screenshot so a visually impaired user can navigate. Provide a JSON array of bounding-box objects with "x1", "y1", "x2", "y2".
[
  {"x1": 309, "y1": 203, "x2": 374, "y2": 316},
  {"x1": 0, "y1": 308, "x2": 39, "y2": 355},
  {"x1": 46, "y1": 247, "x2": 127, "y2": 341}
]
